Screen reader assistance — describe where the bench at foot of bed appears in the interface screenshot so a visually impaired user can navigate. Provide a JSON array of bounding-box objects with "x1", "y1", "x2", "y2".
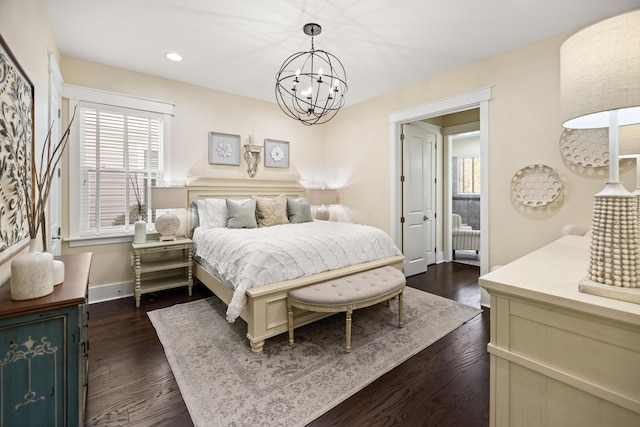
[{"x1": 287, "y1": 266, "x2": 406, "y2": 353}]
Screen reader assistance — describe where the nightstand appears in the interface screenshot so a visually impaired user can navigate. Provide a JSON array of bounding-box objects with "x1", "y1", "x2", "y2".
[{"x1": 131, "y1": 237, "x2": 193, "y2": 307}]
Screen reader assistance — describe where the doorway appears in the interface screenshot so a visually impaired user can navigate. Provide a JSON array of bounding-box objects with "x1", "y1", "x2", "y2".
[
  {"x1": 401, "y1": 123, "x2": 437, "y2": 276},
  {"x1": 388, "y1": 87, "x2": 491, "y2": 306},
  {"x1": 446, "y1": 125, "x2": 481, "y2": 266}
]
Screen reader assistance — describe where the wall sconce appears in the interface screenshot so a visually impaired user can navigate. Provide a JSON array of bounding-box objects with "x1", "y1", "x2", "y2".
[
  {"x1": 309, "y1": 188, "x2": 338, "y2": 220},
  {"x1": 244, "y1": 132, "x2": 263, "y2": 178}
]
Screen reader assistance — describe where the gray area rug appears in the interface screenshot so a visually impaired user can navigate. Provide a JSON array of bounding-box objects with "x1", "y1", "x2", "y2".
[{"x1": 148, "y1": 287, "x2": 481, "y2": 427}]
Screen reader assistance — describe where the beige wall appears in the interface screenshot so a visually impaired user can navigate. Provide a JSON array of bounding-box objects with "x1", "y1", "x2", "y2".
[
  {"x1": 60, "y1": 57, "x2": 328, "y2": 288},
  {"x1": 3, "y1": 0, "x2": 636, "y2": 290},
  {"x1": 325, "y1": 32, "x2": 635, "y2": 269},
  {"x1": 0, "y1": 0, "x2": 60, "y2": 284}
]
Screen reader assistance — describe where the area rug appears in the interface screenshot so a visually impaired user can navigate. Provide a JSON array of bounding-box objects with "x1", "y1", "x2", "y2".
[{"x1": 148, "y1": 287, "x2": 481, "y2": 427}]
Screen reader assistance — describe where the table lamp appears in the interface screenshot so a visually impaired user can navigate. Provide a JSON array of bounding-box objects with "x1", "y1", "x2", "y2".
[
  {"x1": 309, "y1": 188, "x2": 338, "y2": 220},
  {"x1": 151, "y1": 186, "x2": 188, "y2": 241},
  {"x1": 560, "y1": 9, "x2": 640, "y2": 301}
]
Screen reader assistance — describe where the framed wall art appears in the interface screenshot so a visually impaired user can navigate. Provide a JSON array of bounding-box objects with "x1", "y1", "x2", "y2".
[
  {"x1": 0, "y1": 34, "x2": 34, "y2": 265},
  {"x1": 264, "y1": 139, "x2": 290, "y2": 168},
  {"x1": 208, "y1": 131, "x2": 241, "y2": 165}
]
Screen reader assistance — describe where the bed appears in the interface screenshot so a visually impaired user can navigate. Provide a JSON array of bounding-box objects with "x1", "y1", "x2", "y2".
[{"x1": 186, "y1": 177, "x2": 405, "y2": 352}]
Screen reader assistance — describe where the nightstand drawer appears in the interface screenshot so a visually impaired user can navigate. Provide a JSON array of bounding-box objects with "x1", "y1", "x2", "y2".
[{"x1": 139, "y1": 242, "x2": 190, "y2": 253}]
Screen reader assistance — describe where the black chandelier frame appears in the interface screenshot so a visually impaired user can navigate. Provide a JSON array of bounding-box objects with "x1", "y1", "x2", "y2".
[{"x1": 275, "y1": 23, "x2": 348, "y2": 126}]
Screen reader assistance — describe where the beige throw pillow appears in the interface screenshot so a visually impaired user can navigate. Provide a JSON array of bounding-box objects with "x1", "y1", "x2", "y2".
[{"x1": 254, "y1": 194, "x2": 289, "y2": 227}]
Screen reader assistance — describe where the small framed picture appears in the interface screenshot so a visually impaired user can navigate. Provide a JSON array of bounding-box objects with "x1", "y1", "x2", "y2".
[
  {"x1": 209, "y1": 132, "x2": 241, "y2": 165},
  {"x1": 264, "y1": 139, "x2": 290, "y2": 168}
]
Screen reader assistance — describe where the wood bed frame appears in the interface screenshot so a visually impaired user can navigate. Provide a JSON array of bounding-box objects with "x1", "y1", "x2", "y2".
[{"x1": 186, "y1": 177, "x2": 405, "y2": 353}]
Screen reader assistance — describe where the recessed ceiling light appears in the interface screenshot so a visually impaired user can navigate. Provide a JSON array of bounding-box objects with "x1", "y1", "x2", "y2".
[{"x1": 166, "y1": 52, "x2": 183, "y2": 62}]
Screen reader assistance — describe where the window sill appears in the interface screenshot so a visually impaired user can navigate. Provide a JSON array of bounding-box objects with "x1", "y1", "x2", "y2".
[{"x1": 66, "y1": 231, "x2": 159, "y2": 247}]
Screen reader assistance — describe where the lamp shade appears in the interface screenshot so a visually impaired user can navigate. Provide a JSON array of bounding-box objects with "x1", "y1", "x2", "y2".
[
  {"x1": 309, "y1": 188, "x2": 337, "y2": 206},
  {"x1": 151, "y1": 186, "x2": 187, "y2": 209},
  {"x1": 618, "y1": 124, "x2": 640, "y2": 157},
  {"x1": 560, "y1": 9, "x2": 640, "y2": 129}
]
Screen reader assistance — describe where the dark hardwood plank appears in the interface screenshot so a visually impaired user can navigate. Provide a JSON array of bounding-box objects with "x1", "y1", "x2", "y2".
[{"x1": 85, "y1": 263, "x2": 488, "y2": 426}]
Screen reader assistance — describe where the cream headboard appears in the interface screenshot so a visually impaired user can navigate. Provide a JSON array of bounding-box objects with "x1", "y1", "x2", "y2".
[{"x1": 186, "y1": 177, "x2": 307, "y2": 234}]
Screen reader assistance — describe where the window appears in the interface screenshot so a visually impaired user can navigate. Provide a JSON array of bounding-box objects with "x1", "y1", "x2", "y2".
[
  {"x1": 457, "y1": 157, "x2": 481, "y2": 194},
  {"x1": 79, "y1": 103, "x2": 161, "y2": 234},
  {"x1": 65, "y1": 85, "x2": 173, "y2": 245}
]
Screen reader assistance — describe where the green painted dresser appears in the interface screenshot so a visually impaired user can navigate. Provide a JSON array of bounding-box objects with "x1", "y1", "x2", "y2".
[{"x1": 0, "y1": 252, "x2": 92, "y2": 427}]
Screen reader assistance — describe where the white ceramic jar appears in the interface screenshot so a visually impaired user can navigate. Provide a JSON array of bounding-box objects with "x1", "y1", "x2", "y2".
[{"x1": 11, "y1": 250, "x2": 54, "y2": 300}]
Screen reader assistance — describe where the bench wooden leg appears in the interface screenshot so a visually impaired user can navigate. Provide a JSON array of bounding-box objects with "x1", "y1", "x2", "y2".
[
  {"x1": 287, "y1": 302, "x2": 294, "y2": 348},
  {"x1": 399, "y1": 290, "x2": 404, "y2": 328},
  {"x1": 345, "y1": 305, "x2": 353, "y2": 353}
]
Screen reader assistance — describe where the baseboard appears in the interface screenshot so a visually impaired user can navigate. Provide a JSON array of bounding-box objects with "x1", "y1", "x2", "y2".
[{"x1": 88, "y1": 281, "x2": 133, "y2": 304}]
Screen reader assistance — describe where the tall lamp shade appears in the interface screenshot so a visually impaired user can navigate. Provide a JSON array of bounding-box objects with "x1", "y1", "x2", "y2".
[
  {"x1": 561, "y1": 9, "x2": 640, "y2": 183},
  {"x1": 309, "y1": 188, "x2": 338, "y2": 220},
  {"x1": 151, "y1": 186, "x2": 187, "y2": 241},
  {"x1": 561, "y1": 9, "x2": 640, "y2": 296},
  {"x1": 561, "y1": 10, "x2": 640, "y2": 129}
]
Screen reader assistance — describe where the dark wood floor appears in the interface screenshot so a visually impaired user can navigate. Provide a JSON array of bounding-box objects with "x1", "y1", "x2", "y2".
[{"x1": 85, "y1": 262, "x2": 489, "y2": 427}]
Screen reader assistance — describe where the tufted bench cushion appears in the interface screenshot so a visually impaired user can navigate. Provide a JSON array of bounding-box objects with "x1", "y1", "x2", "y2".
[{"x1": 287, "y1": 266, "x2": 406, "y2": 353}]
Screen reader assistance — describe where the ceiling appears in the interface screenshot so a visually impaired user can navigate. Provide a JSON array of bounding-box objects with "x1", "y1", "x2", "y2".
[{"x1": 45, "y1": 0, "x2": 640, "y2": 107}]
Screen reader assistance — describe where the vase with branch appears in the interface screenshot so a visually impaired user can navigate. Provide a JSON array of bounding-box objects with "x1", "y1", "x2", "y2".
[
  {"x1": 15, "y1": 107, "x2": 77, "y2": 252},
  {"x1": 9, "y1": 108, "x2": 76, "y2": 300},
  {"x1": 131, "y1": 173, "x2": 147, "y2": 243}
]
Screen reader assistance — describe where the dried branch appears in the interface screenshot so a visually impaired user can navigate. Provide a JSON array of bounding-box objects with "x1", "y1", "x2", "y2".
[
  {"x1": 129, "y1": 172, "x2": 143, "y2": 220},
  {"x1": 31, "y1": 106, "x2": 77, "y2": 250}
]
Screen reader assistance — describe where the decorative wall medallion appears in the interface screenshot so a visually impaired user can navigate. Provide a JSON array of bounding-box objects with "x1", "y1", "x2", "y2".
[
  {"x1": 264, "y1": 139, "x2": 290, "y2": 168},
  {"x1": 270, "y1": 146, "x2": 285, "y2": 162},
  {"x1": 559, "y1": 128, "x2": 608, "y2": 167},
  {"x1": 511, "y1": 164, "x2": 562, "y2": 207},
  {"x1": 208, "y1": 132, "x2": 241, "y2": 165}
]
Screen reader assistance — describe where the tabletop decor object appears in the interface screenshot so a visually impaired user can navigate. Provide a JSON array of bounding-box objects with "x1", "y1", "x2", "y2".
[{"x1": 10, "y1": 248, "x2": 54, "y2": 300}]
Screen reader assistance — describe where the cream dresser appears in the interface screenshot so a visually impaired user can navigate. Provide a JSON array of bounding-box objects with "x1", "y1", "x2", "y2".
[{"x1": 480, "y1": 235, "x2": 640, "y2": 427}]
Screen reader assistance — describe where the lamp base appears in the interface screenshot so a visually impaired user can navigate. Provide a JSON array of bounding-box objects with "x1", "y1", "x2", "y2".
[
  {"x1": 315, "y1": 205, "x2": 330, "y2": 221},
  {"x1": 156, "y1": 213, "x2": 180, "y2": 241},
  {"x1": 586, "y1": 181, "x2": 639, "y2": 288},
  {"x1": 579, "y1": 277, "x2": 640, "y2": 304}
]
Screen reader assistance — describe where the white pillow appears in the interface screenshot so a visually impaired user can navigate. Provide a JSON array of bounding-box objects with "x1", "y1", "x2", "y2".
[
  {"x1": 205, "y1": 198, "x2": 229, "y2": 228},
  {"x1": 196, "y1": 200, "x2": 209, "y2": 229}
]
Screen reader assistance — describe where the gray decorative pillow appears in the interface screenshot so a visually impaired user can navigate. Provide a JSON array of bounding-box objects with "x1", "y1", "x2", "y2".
[
  {"x1": 287, "y1": 198, "x2": 313, "y2": 223},
  {"x1": 226, "y1": 199, "x2": 258, "y2": 229},
  {"x1": 255, "y1": 194, "x2": 289, "y2": 227}
]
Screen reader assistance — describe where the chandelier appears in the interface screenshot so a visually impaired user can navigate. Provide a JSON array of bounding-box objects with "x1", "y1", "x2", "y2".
[{"x1": 275, "y1": 23, "x2": 348, "y2": 126}]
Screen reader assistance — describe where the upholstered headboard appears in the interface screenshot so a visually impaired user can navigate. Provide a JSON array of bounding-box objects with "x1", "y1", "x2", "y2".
[{"x1": 186, "y1": 177, "x2": 307, "y2": 234}]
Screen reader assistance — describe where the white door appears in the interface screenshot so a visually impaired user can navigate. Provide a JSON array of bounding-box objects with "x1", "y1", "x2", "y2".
[
  {"x1": 49, "y1": 54, "x2": 63, "y2": 255},
  {"x1": 402, "y1": 123, "x2": 437, "y2": 276}
]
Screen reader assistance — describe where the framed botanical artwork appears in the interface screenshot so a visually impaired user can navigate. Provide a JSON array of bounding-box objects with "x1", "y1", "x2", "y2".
[
  {"x1": 208, "y1": 132, "x2": 241, "y2": 165},
  {"x1": 0, "y1": 34, "x2": 34, "y2": 265},
  {"x1": 264, "y1": 139, "x2": 290, "y2": 168}
]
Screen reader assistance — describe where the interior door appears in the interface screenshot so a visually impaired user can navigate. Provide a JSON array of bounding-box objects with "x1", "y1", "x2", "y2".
[{"x1": 402, "y1": 123, "x2": 437, "y2": 276}]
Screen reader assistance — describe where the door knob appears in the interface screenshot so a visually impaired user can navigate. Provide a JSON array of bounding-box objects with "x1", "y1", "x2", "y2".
[{"x1": 423, "y1": 215, "x2": 428, "y2": 221}]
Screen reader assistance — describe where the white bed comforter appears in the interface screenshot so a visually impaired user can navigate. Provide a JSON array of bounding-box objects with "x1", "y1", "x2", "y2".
[{"x1": 192, "y1": 221, "x2": 403, "y2": 322}]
